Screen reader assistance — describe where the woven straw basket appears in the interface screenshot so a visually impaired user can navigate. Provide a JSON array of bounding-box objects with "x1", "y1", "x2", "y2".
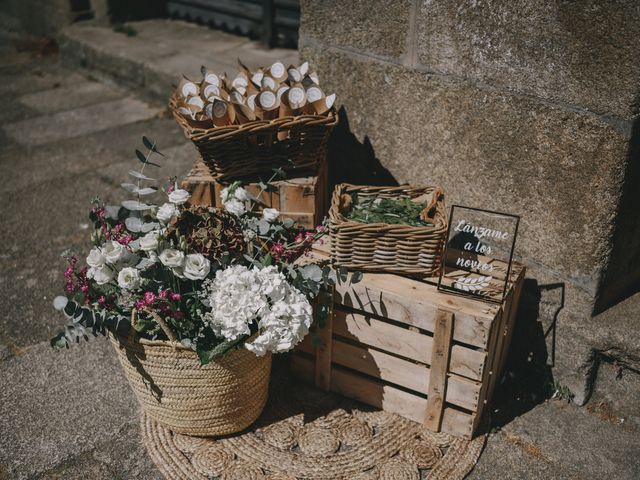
[
  {"x1": 109, "y1": 334, "x2": 271, "y2": 436},
  {"x1": 329, "y1": 184, "x2": 448, "y2": 276},
  {"x1": 170, "y1": 94, "x2": 338, "y2": 181}
]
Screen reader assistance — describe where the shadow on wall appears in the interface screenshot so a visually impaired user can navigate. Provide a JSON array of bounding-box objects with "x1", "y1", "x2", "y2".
[
  {"x1": 595, "y1": 116, "x2": 640, "y2": 314},
  {"x1": 326, "y1": 107, "x2": 398, "y2": 192},
  {"x1": 489, "y1": 279, "x2": 567, "y2": 430}
]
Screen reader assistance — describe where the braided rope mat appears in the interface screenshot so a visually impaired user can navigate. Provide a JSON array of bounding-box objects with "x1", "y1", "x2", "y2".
[{"x1": 141, "y1": 371, "x2": 485, "y2": 480}]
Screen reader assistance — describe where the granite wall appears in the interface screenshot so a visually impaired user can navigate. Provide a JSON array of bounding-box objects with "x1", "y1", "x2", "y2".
[{"x1": 299, "y1": 0, "x2": 640, "y2": 402}]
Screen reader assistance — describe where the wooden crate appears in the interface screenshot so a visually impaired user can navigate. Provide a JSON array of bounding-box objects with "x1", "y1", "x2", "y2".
[
  {"x1": 181, "y1": 160, "x2": 329, "y2": 230},
  {"x1": 292, "y1": 243, "x2": 525, "y2": 439}
]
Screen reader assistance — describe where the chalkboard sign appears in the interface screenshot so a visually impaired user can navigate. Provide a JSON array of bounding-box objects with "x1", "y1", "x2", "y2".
[{"x1": 437, "y1": 205, "x2": 519, "y2": 303}]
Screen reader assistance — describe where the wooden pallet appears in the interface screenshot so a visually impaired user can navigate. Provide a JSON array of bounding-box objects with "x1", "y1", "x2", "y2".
[
  {"x1": 292, "y1": 242, "x2": 525, "y2": 439},
  {"x1": 182, "y1": 160, "x2": 328, "y2": 229}
]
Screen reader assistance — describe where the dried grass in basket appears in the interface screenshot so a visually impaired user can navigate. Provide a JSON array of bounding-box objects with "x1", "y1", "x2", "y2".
[
  {"x1": 329, "y1": 183, "x2": 448, "y2": 276},
  {"x1": 109, "y1": 329, "x2": 271, "y2": 437},
  {"x1": 170, "y1": 93, "x2": 338, "y2": 182}
]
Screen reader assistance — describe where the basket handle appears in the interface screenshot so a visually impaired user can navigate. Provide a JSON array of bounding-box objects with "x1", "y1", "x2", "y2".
[
  {"x1": 138, "y1": 308, "x2": 179, "y2": 345},
  {"x1": 421, "y1": 187, "x2": 445, "y2": 222}
]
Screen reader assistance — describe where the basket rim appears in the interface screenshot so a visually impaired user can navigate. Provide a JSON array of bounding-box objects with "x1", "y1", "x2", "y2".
[
  {"x1": 329, "y1": 183, "x2": 448, "y2": 232},
  {"x1": 169, "y1": 93, "x2": 339, "y2": 140}
]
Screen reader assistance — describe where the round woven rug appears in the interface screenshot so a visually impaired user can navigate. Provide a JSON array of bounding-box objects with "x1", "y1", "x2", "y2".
[{"x1": 141, "y1": 370, "x2": 485, "y2": 480}]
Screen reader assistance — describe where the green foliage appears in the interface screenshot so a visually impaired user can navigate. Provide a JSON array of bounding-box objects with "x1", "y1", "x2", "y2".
[{"x1": 345, "y1": 194, "x2": 433, "y2": 227}]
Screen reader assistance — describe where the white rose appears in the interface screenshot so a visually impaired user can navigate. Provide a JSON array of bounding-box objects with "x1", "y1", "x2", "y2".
[
  {"x1": 117, "y1": 267, "x2": 141, "y2": 291},
  {"x1": 158, "y1": 249, "x2": 185, "y2": 268},
  {"x1": 139, "y1": 231, "x2": 159, "y2": 251},
  {"x1": 88, "y1": 265, "x2": 114, "y2": 285},
  {"x1": 86, "y1": 247, "x2": 106, "y2": 268},
  {"x1": 224, "y1": 199, "x2": 246, "y2": 217},
  {"x1": 183, "y1": 253, "x2": 211, "y2": 280},
  {"x1": 262, "y1": 208, "x2": 280, "y2": 222},
  {"x1": 168, "y1": 188, "x2": 190, "y2": 205},
  {"x1": 156, "y1": 203, "x2": 178, "y2": 223},
  {"x1": 102, "y1": 241, "x2": 126, "y2": 264},
  {"x1": 234, "y1": 187, "x2": 249, "y2": 201}
]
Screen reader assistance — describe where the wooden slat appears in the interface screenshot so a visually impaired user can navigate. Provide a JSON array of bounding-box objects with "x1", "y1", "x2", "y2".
[
  {"x1": 297, "y1": 337, "x2": 479, "y2": 411},
  {"x1": 331, "y1": 308, "x2": 486, "y2": 381},
  {"x1": 335, "y1": 278, "x2": 497, "y2": 348},
  {"x1": 424, "y1": 310, "x2": 454, "y2": 431},
  {"x1": 291, "y1": 354, "x2": 474, "y2": 439},
  {"x1": 314, "y1": 301, "x2": 333, "y2": 391}
]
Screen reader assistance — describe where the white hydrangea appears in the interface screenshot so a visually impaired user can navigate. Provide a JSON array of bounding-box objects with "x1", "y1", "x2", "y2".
[{"x1": 201, "y1": 265, "x2": 312, "y2": 355}]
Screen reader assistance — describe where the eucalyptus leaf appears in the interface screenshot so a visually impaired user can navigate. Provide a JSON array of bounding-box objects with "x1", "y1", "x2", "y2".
[
  {"x1": 302, "y1": 264, "x2": 323, "y2": 282},
  {"x1": 136, "y1": 187, "x2": 158, "y2": 196},
  {"x1": 122, "y1": 200, "x2": 153, "y2": 211},
  {"x1": 128, "y1": 170, "x2": 156, "y2": 181},
  {"x1": 136, "y1": 149, "x2": 161, "y2": 167},
  {"x1": 124, "y1": 217, "x2": 144, "y2": 232},
  {"x1": 350, "y1": 271, "x2": 363, "y2": 284},
  {"x1": 258, "y1": 219, "x2": 270, "y2": 235}
]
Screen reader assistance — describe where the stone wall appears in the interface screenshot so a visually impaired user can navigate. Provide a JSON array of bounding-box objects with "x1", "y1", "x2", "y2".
[{"x1": 299, "y1": 0, "x2": 640, "y2": 402}]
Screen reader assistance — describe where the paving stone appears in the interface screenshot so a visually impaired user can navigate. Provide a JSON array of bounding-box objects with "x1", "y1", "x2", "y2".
[
  {"x1": 2, "y1": 97, "x2": 161, "y2": 146},
  {"x1": 0, "y1": 117, "x2": 187, "y2": 193},
  {"x1": 0, "y1": 61, "x2": 87, "y2": 97},
  {"x1": 18, "y1": 80, "x2": 123, "y2": 114},
  {"x1": 0, "y1": 340, "x2": 143, "y2": 479}
]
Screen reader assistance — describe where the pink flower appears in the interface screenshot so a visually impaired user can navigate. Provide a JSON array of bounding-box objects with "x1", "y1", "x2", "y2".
[
  {"x1": 166, "y1": 185, "x2": 175, "y2": 194},
  {"x1": 144, "y1": 292, "x2": 156, "y2": 305},
  {"x1": 170, "y1": 293, "x2": 181, "y2": 302},
  {"x1": 294, "y1": 233, "x2": 304, "y2": 243},
  {"x1": 159, "y1": 290, "x2": 169, "y2": 299}
]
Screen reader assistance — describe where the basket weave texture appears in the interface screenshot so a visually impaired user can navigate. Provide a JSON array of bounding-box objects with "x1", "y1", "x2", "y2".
[
  {"x1": 329, "y1": 184, "x2": 448, "y2": 276},
  {"x1": 170, "y1": 94, "x2": 338, "y2": 182},
  {"x1": 110, "y1": 334, "x2": 271, "y2": 437}
]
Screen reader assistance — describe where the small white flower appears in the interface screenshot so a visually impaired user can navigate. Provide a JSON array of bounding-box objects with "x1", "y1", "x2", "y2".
[
  {"x1": 102, "y1": 241, "x2": 126, "y2": 264},
  {"x1": 139, "y1": 231, "x2": 159, "y2": 251},
  {"x1": 234, "y1": 187, "x2": 249, "y2": 201},
  {"x1": 183, "y1": 253, "x2": 211, "y2": 280},
  {"x1": 220, "y1": 186, "x2": 231, "y2": 203},
  {"x1": 262, "y1": 208, "x2": 280, "y2": 222},
  {"x1": 88, "y1": 265, "x2": 114, "y2": 285},
  {"x1": 224, "y1": 199, "x2": 246, "y2": 217},
  {"x1": 158, "y1": 249, "x2": 185, "y2": 268},
  {"x1": 117, "y1": 267, "x2": 141, "y2": 291},
  {"x1": 86, "y1": 247, "x2": 106, "y2": 268},
  {"x1": 156, "y1": 202, "x2": 178, "y2": 223},
  {"x1": 168, "y1": 188, "x2": 190, "y2": 205}
]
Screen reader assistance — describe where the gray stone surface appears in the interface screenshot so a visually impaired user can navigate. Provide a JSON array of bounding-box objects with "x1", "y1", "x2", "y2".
[
  {"x1": 59, "y1": 20, "x2": 299, "y2": 103},
  {"x1": 3, "y1": 97, "x2": 160, "y2": 146},
  {"x1": 18, "y1": 81, "x2": 123, "y2": 114},
  {"x1": 300, "y1": 0, "x2": 412, "y2": 60},
  {"x1": 415, "y1": 0, "x2": 640, "y2": 118},
  {"x1": 301, "y1": 45, "x2": 628, "y2": 301}
]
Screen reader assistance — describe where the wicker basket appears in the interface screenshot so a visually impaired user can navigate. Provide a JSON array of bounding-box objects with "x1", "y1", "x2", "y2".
[
  {"x1": 329, "y1": 184, "x2": 448, "y2": 276},
  {"x1": 110, "y1": 333, "x2": 271, "y2": 436},
  {"x1": 170, "y1": 94, "x2": 338, "y2": 181}
]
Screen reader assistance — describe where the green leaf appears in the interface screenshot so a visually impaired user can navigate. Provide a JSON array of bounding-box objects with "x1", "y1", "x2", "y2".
[
  {"x1": 338, "y1": 266, "x2": 349, "y2": 283},
  {"x1": 271, "y1": 167, "x2": 286, "y2": 179},
  {"x1": 350, "y1": 271, "x2": 363, "y2": 284},
  {"x1": 136, "y1": 149, "x2": 161, "y2": 167}
]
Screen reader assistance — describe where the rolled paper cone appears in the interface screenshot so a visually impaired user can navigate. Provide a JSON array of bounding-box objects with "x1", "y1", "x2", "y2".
[
  {"x1": 234, "y1": 102, "x2": 257, "y2": 123},
  {"x1": 298, "y1": 61, "x2": 309, "y2": 75},
  {"x1": 269, "y1": 61, "x2": 287, "y2": 82},
  {"x1": 181, "y1": 103, "x2": 211, "y2": 128},
  {"x1": 310, "y1": 93, "x2": 336, "y2": 115},
  {"x1": 287, "y1": 65, "x2": 302, "y2": 83},
  {"x1": 245, "y1": 80, "x2": 259, "y2": 96},
  {"x1": 309, "y1": 71, "x2": 320, "y2": 85},
  {"x1": 261, "y1": 75, "x2": 277, "y2": 91},
  {"x1": 302, "y1": 73, "x2": 321, "y2": 88},
  {"x1": 177, "y1": 76, "x2": 199, "y2": 98},
  {"x1": 247, "y1": 93, "x2": 257, "y2": 111},
  {"x1": 232, "y1": 73, "x2": 249, "y2": 90},
  {"x1": 276, "y1": 85, "x2": 290, "y2": 100},
  {"x1": 203, "y1": 83, "x2": 220, "y2": 99},
  {"x1": 305, "y1": 85, "x2": 324, "y2": 103},
  {"x1": 286, "y1": 85, "x2": 307, "y2": 110},
  {"x1": 230, "y1": 89, "x2": 245, "y2": 105},
  {"x1": 256, "y1": 90, "x2": 280, "y2": 120},
  {"x1": 206, "y1": 98, "x2": 236, "y2": 126},
  {"x1": 187, "y1": 95, "x2": 205, "y2": 109},
  {"x1": 200, "y1": 66, "x2": 220, "y2": 87},
  {"x1": 251, "y1": 69, "x2": 264, "y2": 87}
]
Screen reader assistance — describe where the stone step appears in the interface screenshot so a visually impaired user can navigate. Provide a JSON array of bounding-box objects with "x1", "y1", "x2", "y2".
[{"x1": 58, "y1": 19, "x2": 299, "y2": 105}]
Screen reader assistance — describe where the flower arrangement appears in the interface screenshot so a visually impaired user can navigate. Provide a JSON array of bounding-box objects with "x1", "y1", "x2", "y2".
[{"x1": 51, "y1": 137, "x2": 358, "y2": 364}]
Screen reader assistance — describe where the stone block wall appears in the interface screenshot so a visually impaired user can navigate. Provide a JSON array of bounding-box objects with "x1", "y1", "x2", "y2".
[{"x1": 299, "y1": 0, "x2": 640, "y2": 401}]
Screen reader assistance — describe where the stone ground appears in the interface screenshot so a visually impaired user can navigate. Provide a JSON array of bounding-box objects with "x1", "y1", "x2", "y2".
[{"x1": 0, "y1": 18, "x2": 638, "y2": 480}]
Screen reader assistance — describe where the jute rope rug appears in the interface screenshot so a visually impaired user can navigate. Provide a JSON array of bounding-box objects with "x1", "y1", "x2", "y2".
[{"x1": 141, "y1": 369, "x2": 485, "y2": 479}]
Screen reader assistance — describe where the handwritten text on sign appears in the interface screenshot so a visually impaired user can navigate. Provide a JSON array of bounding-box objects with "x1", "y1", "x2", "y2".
[{"x1": 438, "y1": 206, "x2": 519, "y2": 303}]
